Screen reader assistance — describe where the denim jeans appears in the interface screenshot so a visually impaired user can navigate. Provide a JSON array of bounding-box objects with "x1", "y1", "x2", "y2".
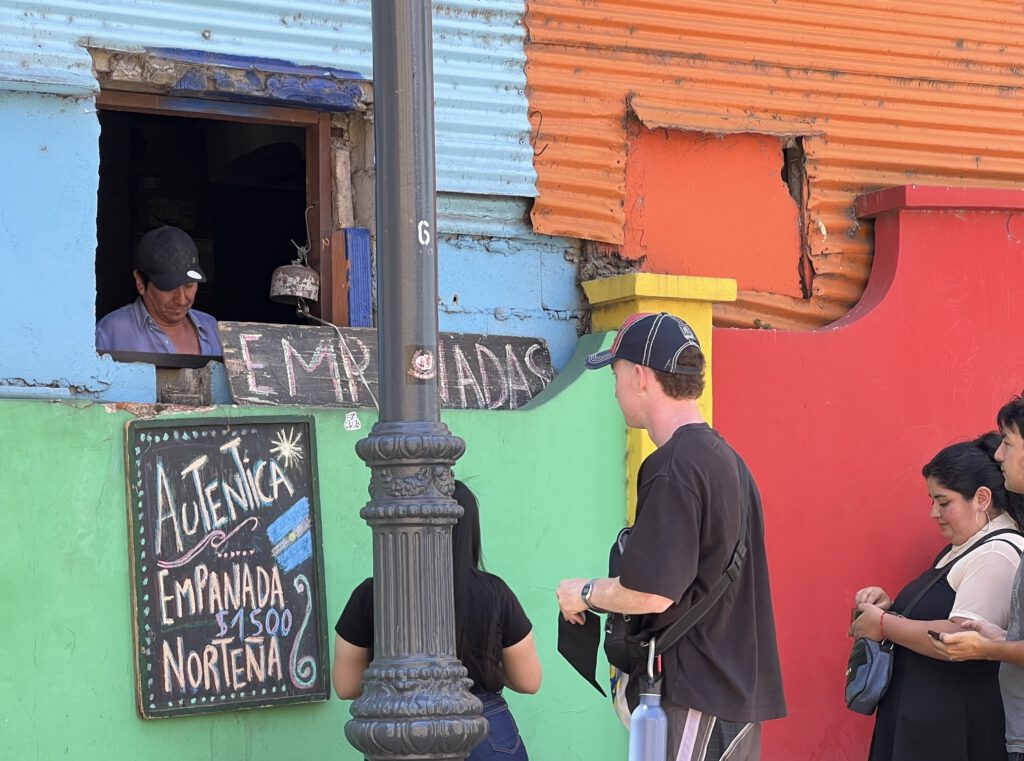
[{"x1": 468, "y1": 691, "x2": 529, "y2": 761}]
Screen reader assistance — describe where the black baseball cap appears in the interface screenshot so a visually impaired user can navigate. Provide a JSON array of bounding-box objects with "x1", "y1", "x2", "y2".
[
  {"x1": 585, "y1": 312, "x2": 703, "y2": 375},
  {"x1": 134, "y1": 226, "x2": 207, "y2": 291}
]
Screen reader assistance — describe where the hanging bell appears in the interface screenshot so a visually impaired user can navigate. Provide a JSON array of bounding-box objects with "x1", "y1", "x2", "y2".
[{"x1": 269, "y1": 262, "x2": 320, "y2": 304}]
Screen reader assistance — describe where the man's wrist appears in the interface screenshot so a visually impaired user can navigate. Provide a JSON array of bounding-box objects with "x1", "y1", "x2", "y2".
[
  {"x1": 984, "y1": 638, "x2": 1008, "y2": 661},
  {"x1": 581, "y1": 578, "x2": 609, "y2": 614}
]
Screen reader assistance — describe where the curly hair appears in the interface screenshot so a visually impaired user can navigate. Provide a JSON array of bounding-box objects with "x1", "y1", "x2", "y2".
[{"x1": 651, "y1": 346, "x2": 706, "y2": 400}]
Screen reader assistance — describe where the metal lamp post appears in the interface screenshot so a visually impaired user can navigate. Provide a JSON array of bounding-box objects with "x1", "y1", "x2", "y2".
[{"x1": 345, "y1": 2, "x2": 487, "y2": 759}]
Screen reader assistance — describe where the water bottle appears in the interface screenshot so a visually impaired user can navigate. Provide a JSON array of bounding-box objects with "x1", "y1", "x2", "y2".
[{"x1": 628, "y1": 642, "x2": 667, "y2": 761}]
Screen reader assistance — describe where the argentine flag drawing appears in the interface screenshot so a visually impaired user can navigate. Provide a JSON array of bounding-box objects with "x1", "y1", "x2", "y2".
[{"x1": 267, "y1": 497, "x2": 313, "y2": 572}]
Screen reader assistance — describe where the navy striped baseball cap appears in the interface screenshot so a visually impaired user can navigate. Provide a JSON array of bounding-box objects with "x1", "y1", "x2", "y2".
[{"x1": 585, "y1": 312, "x2": 703, "y2": 375}]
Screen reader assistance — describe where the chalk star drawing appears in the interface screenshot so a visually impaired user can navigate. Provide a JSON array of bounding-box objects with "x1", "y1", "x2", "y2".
[{"x1": 270, "y1": 427, "x2": 304, "y2": 469}]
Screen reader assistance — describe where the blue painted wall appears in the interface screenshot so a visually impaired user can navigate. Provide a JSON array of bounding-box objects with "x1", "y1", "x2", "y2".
[
  {"x1": 0, "y1": 90, "x2": 153, "y2": 400},
  {"x1": 438, "y1": 196, "x2": 583, "y2": 370}
]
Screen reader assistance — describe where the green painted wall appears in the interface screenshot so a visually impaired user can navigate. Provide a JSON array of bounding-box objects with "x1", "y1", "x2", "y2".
[{"x1": 0, "y1": 335, "x2": 627, "y2": 760}]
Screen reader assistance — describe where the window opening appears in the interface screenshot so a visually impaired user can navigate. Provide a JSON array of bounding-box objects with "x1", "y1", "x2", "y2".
[{"x1": 96, "y1": 108, "x2": 310, "y2": 329}]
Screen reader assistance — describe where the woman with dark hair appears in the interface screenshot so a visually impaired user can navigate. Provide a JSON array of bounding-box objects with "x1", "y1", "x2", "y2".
[
  {"x1": 850, "y1": 433, "x2": 1024, "y2": 761},
  {"x1": 332, "y1": 481, "x2": 542, "y2": 760}
]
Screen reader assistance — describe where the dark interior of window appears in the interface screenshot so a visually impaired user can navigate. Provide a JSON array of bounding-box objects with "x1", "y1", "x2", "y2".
[{"x1": 95, "y1": 110, "x2": 310, "y2": 329}]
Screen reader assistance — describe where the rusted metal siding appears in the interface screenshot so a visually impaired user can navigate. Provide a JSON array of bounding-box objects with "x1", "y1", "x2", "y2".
[
  {"x1": 0, "y1": 0, "x2": 536, "y2": 197},
  {"x1": 526, "y1": 0, "x2": 1024, "y2": 328}
]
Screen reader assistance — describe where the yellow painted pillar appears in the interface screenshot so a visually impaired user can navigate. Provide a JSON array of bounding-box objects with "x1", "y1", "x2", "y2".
[{"x1": 582, "y1": 274, "x2": 738, "y2": 523}]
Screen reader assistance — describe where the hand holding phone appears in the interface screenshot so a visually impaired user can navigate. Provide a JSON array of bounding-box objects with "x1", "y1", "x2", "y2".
[{"x1": 927, "y1": 629, "x2": 943, "y2": 641}]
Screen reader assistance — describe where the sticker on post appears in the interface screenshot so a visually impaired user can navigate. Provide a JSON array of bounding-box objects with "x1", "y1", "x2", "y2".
[{"x1": 407, "y1": 346, "x2": 437, "y2": 381}]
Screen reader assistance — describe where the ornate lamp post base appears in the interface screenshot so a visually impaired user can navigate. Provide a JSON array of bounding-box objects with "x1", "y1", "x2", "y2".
[
  {"x1": 347, "y1": 421, "x2": 487, "y2": 760},
  {"x1": 346, "y1": 661, "x2": 486, "y2": 760}
]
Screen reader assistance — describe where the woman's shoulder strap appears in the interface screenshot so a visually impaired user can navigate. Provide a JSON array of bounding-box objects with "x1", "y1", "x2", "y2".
[
  {"x1": 974, "y1": 528, "x2": 1024, "y2": 557},
  {"x1": 931, "y1": 543, "x2": 954, "y2": 565},
  {"x1": 942, "y1": 529, "x2": 1024, "y2": 568}
]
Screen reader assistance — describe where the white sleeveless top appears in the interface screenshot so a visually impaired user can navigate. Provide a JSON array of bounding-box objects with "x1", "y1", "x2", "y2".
[{"x1": 936, "y1": 512, "x2": 1024, "y2": 627}]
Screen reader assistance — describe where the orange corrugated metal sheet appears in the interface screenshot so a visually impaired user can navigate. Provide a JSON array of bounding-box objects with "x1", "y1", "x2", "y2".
[{"x1": 525, "y1": 0, "x2": 1024, "y2": 328}]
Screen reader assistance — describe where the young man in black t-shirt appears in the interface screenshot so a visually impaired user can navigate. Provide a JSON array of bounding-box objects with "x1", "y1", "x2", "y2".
[{"x1": 557, "y1": 312, "x2": 786, "y2": 761}]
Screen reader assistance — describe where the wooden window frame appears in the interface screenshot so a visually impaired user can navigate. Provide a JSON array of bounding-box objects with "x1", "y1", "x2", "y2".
[{"x1": 96, "y1": 90, "x2": 347, "y2": 325}]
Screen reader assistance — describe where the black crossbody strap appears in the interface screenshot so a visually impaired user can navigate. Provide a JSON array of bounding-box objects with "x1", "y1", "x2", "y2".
[
  {"x1": 653, "y1": 455, "x2": 751, "y2": 657},
  {"x1": 897, "y1": 528, "x2": 1023, "y2": 618}
]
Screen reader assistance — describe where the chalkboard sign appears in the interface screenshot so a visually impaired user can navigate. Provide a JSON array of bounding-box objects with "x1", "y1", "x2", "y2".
[
  {"x1": 219, "y1": 321, "x2": 554, "y2": 411},
  {"x1": 125, "y1": 417, "x2": 329, "y2": 718}
]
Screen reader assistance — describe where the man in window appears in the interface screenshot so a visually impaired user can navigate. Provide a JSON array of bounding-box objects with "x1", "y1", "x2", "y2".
[{"x1": 96, "y1": 225, "x2": 221, "y2": 355}]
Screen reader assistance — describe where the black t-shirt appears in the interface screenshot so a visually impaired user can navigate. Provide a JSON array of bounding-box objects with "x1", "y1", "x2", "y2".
[
  {"x1": 335, "y1": 573, "x2": 532, "y2": 694},
  {"x1": 619, "y1": 423, "x2": 787, "y2": 723}
]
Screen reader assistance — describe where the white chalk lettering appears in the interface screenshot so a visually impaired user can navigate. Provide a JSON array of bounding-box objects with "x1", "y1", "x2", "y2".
[
  {"x1": 251, "y1": 461, "x2": 273, "y2": 506},
  {"x1": 162, "y1": 637, "x2": 186, "y2": 693},
  {"x1": 179, "y1": 455, "x2": 213, "y2": 537},
  {"x1": 204, "y1": 480, "x2": 226, "y2": 529},
  {"x1": 282, "y1": 338, "x2": 344, "y2": 402},
  {"x1": 161, "y1": 563, "x2": 285, "y2": 625},
  {"x1": 475, "y1": 344, "x2": 507, "y2": 410},
  {"x1": 525, "y1": 343, "x2": 552, "y2": 386},
  {"x1": 267, "y1": 460, "x2": 295, "y2": 501},
  {"x1": 219, "y1": 477, "x2": 244, "y2": 523},
  {"x1": 336, "y1": 336, "x2": 372, "y2": 404},
  {"x1": 505, "y1": 344, "x2": 532, "y2": 410},
  {"x1": 437, "y1": 339, "x2": 450, "y2": 405},
  {"x1": 156, "y1": 439, "x2": 295, "y2": 555},
  {"x1": 452, "y1": 345, "x2": 484, "y2": 409},
  {"x1": 158, "y1": 569, "x2": 175, "y2": 625},
  {"x1": 155, "y1": 459, "x2": 183, "y2": 555},
  {"x1": 173, "y1": 575, "x2": 196, "y2": 618},
  {"x1": 238, "y1": 333, "x2": 276, "y2": 396},
  {"x1": 221, "y1": 437, "x2": 256, "y2": 510}
]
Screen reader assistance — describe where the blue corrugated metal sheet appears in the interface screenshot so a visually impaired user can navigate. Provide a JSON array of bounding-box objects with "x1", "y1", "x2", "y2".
[
  {"x1": 0, "y1": 0, "x2": 536, "y2": 196},
  {"x1": 433, "y1": 1, "x2": 534, "y2": 195}
]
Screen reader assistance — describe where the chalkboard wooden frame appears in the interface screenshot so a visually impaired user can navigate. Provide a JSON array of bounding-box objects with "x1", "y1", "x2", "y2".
[{"x1": 124, "y1": 416, "x2": 330, "y2": 718}]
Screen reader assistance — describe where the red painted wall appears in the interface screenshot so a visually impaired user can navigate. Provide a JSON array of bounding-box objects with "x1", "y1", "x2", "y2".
[
  {"x1": 713, "y1": 186, "x2": 1024, "y2": 760},
  {"x1": 623, "y1": 127, "x2": 804, "y2": 298}
]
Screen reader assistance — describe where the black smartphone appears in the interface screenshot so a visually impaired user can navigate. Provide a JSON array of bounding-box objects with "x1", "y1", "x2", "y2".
[{"x1": 927, "y1": 629, "x2": 943, "y2": 641}]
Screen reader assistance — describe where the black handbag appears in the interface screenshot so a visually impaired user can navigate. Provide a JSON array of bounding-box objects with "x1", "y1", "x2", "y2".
[
  {"x1": 604, "y1": 456, "x2": 751, "y2": 676},
  {"x1": 844, "y1": 529, "x2": 1023, "y2": 715}
]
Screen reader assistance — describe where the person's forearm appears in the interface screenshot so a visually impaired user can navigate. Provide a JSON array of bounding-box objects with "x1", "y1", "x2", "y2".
[
  {"x1": 978, "y1": 639, "x2": 1024, "y2": 666},
  {"x1": 590, "y1": 576, "x2": 672, "y2": 615},
  {"x1": 882, "y1": 614, "x2": 963, "y2": 659}
]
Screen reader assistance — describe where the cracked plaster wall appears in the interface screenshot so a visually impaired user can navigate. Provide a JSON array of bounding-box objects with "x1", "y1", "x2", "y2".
[{"x1": 0, "y1": 90, "x2": 152, "y2": 401}]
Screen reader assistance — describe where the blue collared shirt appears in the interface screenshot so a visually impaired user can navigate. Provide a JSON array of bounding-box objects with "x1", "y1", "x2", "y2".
[{"x1": 96, "y1": 297, "x2": 222, "y2": 355}]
